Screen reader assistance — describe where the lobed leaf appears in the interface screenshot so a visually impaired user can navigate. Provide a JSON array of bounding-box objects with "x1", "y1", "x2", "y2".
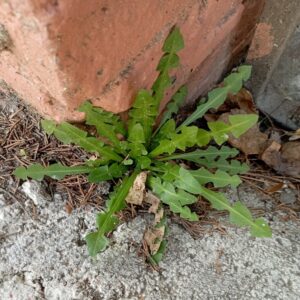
[
  {"x1": 152, "y1": 114, "x2": 257, "y2": 157},
  {"x1": 86, "y1": 170, "x2": 139, "y2": 256},
  {"x1": 156, "y1": 85, "x2": 187, "y2": 132},
  {"x1": 171, "y1": 168, "x2": 271, "y2": 237},
  {"x1": 41, "y1": 120, "x2": 122, "y2": 162},
  {"x1": 78, "y1": 101, "x2": 126, "y2": 149},
  {"x1": 159, "y1": 145, "x2": 239, "y2": 162},
  {"x1": 152, "y1": 162, "x2": 181, "y2": 182},
  {"x1": 152, "y1": 27, "x2": 184, "y2": 104},
  {"x1": 128, "y1": 90, "x2": 158, "y2": 143},
  {"x1": 200, "y1": 187, "x2": 272, "y2": 237},
  {"x1": 13, "y1": 163, "x2": 94, "y2": 181},
  {"x1": 150, "y1": 119, "x2": 176, "y2": 150},
  {"x1": 197, "y1": 158, "x2": 250, "y2": 175},
  {"x1": 190, "y1": 168, "x2": 241, "y2": 188},
  {"x1": 208, "y1": 114, "x2": 258, "y2": 145},
  {"x1": 136, "y1": 156, "x2": 152, "y2": 170},
  {"x1": 177, "y1": 65, "x2": 253, "y2": 129},
  {"x1": 88, "y1": 163, "x2": 127, "y2": 183},
  {"x1": 150, "y1": 177, "x2": 198, "y2": 221},
  {"x1": 127, "y1": 123, "x2": 148, "y2": 158},
  {"x1": 197, "y1": 129, "x2": 211, "y2": 146},
  {"x1": 79, "y1": 101, "x2": 126, "y2": 135},
  {"x1": 162, "y1": 27, "x2": 184, "y2": 53},
  {"x1": 150, "y1": 126, "x2": 198, "y2": 157}
]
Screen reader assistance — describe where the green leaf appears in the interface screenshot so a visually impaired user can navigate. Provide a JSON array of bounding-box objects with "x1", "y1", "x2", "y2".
[
  {"x1": 79, "y1": 101, "x2": 126, "y2": 135},
  {"x1": 41, "y1": 120, "x2": 122, "y2": 162},
  {"x1": 156, "y1": 85, "x2": 187, "y2": 132},
  {"x1": 137, "y1": 156, "x2": 152, "y2": 169},
  {"x1": 171, "y1": 168, "x2": 271, "y2": 237},
  {"x1": 13, "y1": 163, "x2": 94, "y2": 181},
  {"x1": 150, "y1": 177, "x2": 198, "y2": 221},
  {"x1": 207, "y1": 121, "x2": 230, "y2": 145},
  {"x1": 85, "y1": 170, "x2": 139, "y2": 256},
  {"x1": 41, "y1": 119, "x2": 56, "y2": 134},
  {"x1": 195, "y1": 158, "x2": 250, "y2": 175},
  {"x1": 197, "y1": 129, "x2": 211, "y2": 147},
  {"x1": 228, "y1": 114, "x2": 258, "y2": 138},
  {"x1": 155, "y1": 113, "x2": 256, "y2": 156},
  {"x1": 151, "y1": 119, "x2": 176, "y2": 149},
  {"x1": 88, "y1": 163, "x2": 126, "y2": 183},
  {"x1": 78, "y1": 101, "x2": 125, "y2": 149},
  {"x1": 178, "y1": 65, "x2": 253, "y2": 129},
  {"x1": 229, "y1": 201, "x2": 253, "y2": 226},
  {"x1": 150, "y1": 126, "x2": 198, "y2": 157},
  {"x1": 152, "y1": 73, "x2": 172, "y2": 104},
  {"x1": 157, "y1": 119, "x2": 176, "y2": 139},
  {"x1": 208, "y1": 114, "x2": 258, "y2": 145},
  {"x1": 152, "y1": 27, "x2": 184, "y2": 104},
  {"x1": 190, "y1": 168, "x2": 242, "y2": 188},
  {"x1": 237, "y1": 65, "x2": 252, "y2": 81},
  {"x1": 223, "y1": 73, "x2": 243, "y2": 94},
  {"x1": 163, "y1": 27, "x2": 184, "y2": 53},
  {"x1": 173, "y1": 167, "x2": 203, "y2": 195},
  {"x1": 250, "y1": 218, "x2": 272, "y2": 237},
  {"x1": 127, "y1": 123, "x2": 148, "y2": 158},
  {"x1": 128, "y1": 123, "x2": 145, "y2": 144},
  {"x1": 85, "y1": 233, "x2": 109, "y2": 256},
  {"x1": 159, "y1": 146, "x2": 239, "y2": 162},
  {"x1": 128, "y1": 90, "x2": 158, "y2": 143},
  {"x1": 150, "y1": 240, "x2": 168, "y2": 265},
  {"x1": 200, "y1": 187, "x2": 272, "y2": 238},
  {"x1": 153, "y1": 162, "x2": 180, "y2": 182},
  {"x1": 157, "y1": 53, "x2": 180, "y2": 71},
  {"x1": 123, "y1": 159, "x2": 134, "y2": 166}
]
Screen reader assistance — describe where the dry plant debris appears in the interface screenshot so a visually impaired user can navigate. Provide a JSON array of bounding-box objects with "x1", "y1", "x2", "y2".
[
  {"x1": 209, "y1": 88, "x2": 300, "y2": 179},
  {"x1": 0, "y1": 91, "x2": 107, "y2": 211},
  {"x1": 125, "y1": 174, "x2": 166, "y2": 262}
]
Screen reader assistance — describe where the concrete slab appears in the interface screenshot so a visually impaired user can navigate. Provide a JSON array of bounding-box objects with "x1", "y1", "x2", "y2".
[{"x1": 0, "y1": 182, "x2": 299, "y2": 300}]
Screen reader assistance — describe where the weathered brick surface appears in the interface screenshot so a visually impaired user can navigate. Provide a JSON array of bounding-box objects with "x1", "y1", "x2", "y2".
[{"x1": 0, "y1": 0, "x2": 265, "y2": 121}]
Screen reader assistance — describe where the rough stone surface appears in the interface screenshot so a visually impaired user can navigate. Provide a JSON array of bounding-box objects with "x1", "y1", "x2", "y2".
[
  {"x1": 22, "y1": 180, "x2": 52, "y2": 207},
  {"x1": 0, "y1": 0, "x2": 264, "y2": 121},
  {"x1": 1, "y1": 182, "x2": 300, "y2": 300},
  {"x1": 248, "y1": 0, "x2": 300, "y2": 130},
  {"x1": 256, "y1": 24, "x2": 300, "y2": 130}
]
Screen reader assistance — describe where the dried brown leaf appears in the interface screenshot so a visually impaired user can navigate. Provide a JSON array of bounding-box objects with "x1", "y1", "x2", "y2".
[
  {"x1": 261, "y1": 141, "x2": 282, "y2": 166},
  {"x1": 265, "y1": 182, "x2": 284, "y2": 194},
  {"x1": 145, "y1": 192, "x2": 163, "y2": 224},
  {"x1": 143, "y1": 191, "x2": 165, "y2": 255},
  {"x1": 144, "y1": 227, "x2": 165, "y2": 255},
  {"x1": 227, "y1": 88, "x2": 257, "y2": 113},
  {"x1": 289, "y1": 129, "x2": 300, "y2": 141},
  {"x1": 125, "y1": 171, "x2": 147, "y2": 205},
  {"x1": 261, "y1": 141, "x2": 300, "y2": 178}
]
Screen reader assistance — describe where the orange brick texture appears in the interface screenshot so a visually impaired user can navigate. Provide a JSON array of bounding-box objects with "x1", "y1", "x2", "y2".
[{"x1": 0, "y1": 0, "x2": 265, "y2": 121}]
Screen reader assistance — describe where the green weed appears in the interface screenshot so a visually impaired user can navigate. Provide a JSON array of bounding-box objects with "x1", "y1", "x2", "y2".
[{"x1": 14, "y1": 27, "x2": 271, "y2": 264}]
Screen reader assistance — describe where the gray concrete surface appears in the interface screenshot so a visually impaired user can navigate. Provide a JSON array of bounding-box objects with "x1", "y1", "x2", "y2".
[{"x1": 0, "y1": 181, "x2": 299, "y2": 300}]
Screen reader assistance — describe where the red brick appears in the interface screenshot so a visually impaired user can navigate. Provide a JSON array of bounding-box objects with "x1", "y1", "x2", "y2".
[{"x1": 0, "y1": 0, "x2": 265, "y2": 122}]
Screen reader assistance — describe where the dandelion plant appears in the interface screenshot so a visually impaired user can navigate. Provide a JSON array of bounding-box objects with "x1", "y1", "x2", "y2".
[{"x1": 14, "y1": 27, "x2": 271, "y2": 265}]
